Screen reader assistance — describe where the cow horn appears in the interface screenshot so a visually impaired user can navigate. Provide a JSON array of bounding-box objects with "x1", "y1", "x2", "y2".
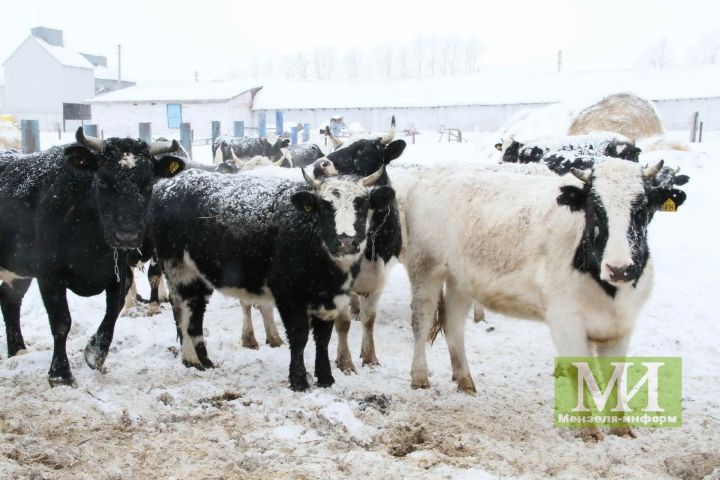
[
  {"x1": 674, "y1": 166, "x2": 681, "y2": 174},
  {"x1": 380, "y1": 115, "x2": 396, "y2": 145},
  {"x1": 230, "y1": 147, "x2": 243, "y2": 164},
  {"x1": 360, "y1": 165, "x2": 385, "y2": 187},
  {"x1": 213, "y1": 147, "x2": 223, "y2": 164},
  {"x1": 301, "y1": 167, "x2": 322, "y2": 189},
  {"x1": 570, "y1": 167, "x2": 592, "y2": 184},
  {"x1": 274, "y1": 155, "x2": 285, "y2": 166},
  {"x1": 149, "y1": 139, "x2": 180, "y2": 156},
  {"x1": 76, "y1": 126, "x2": 105, "y2": 152},
  {"x1": 325, "y1": 127, "x2": 343, "y2": 148},
  {"x1": 642, "y1": 160, "x2": 664, "y2": 179}
]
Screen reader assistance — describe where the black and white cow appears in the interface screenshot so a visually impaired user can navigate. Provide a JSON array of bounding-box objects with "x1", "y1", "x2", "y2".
[
  {"x1": 0, "y1": 128, "x2": 185, "y2": 385},
  {"x1": 325, "y1": 116, "x2": 396, "y2": 152},
  {"x1": 281, "y1": 143, "x2": 325, "y2": 168},
  {"x1": 497, "y1": 137, "x2": 642, "y2": 164},
  {"x1": 404, "y1": 159, "x2": 687, "y2": 435},
  {"x1": 212, "y1": 135, "x2": 290, "y2": 164},
  {"x1": 149, "y1": 166, "x2": 394, "y2": 391},
  {"x1": 311, "y1": 133, "x2": 407, "y2": 372}
]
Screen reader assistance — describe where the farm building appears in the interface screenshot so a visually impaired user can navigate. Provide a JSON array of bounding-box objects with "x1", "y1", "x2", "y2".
[
  {"x1": 2, "y1": 26, "x2": 134, "y2": 129},
  {"x1": 84, "y1": 64, "x2": 720, "y2": 138},
  {"x1": 88, "y1": 80, "x2": 262, "y2": 139}
]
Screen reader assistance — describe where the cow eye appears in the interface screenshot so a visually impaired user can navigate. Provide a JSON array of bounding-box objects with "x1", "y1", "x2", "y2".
[
  {"x1": 332, "y1": 189, "x2": 341, "y2": 198},
  {"x1": 97, "y1": 177, "x2": 111, "y2": 190}
]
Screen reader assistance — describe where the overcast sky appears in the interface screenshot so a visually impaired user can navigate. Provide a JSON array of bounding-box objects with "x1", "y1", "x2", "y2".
[{"x1": 2, "y1": 0, "x2": 719, "y2": 82}]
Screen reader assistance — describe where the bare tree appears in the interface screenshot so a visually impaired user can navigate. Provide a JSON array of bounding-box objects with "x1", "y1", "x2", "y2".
[
  {"x1": 312, "y1": 48, "x2": 335, "y2": 80},
  {"x1": 343, "y1": 48, "x2": 361, "y2": 80},
  {"x1": 397, "y1": 44, "x2": 410, "y2": 78},
  {"x1": 645, "y1": 38, "x2": 672, "y2": 68},
  {"x1": 376, "y1": 44, "x2": 394, "y2": 79},
  {"x1": 411, "y1": 35, "x2": 425, "y2": 77},
  {"x1": 692, "y1": 29, "x2": 720, "y2": 64},
  {"x1": 294, "y1": 51, "x2": 311, "y2": 79},
  {"x1": 464, "y1": 36, "x2": 484, "y2": 73}
]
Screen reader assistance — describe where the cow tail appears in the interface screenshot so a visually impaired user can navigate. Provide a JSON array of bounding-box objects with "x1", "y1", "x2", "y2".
[{"x1": 428, "y1": 288, "x2": 446, "y2": 344}]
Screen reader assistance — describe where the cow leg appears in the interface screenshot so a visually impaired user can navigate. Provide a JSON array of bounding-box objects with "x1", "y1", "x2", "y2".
[
  {"x1": 1, "y1": 278, "x2": 32, "y2": 357},
  {"x1": 312, "y1": 317, "x2": 335, "y2": 388},
  {"x1": 37, "y1": 280, "x2": 75, "y2": 386},
  {"x1": 170, "y1": 278, "x2": 214, "y2": 369},
  {"x1": 120, "y1": 270, "x2": 137, "y2": 316},
  {"x1": 85, "y1": 272, "x2": 129, "y2": 373},
  {"x1": 409, "y1": 266, "x2": 445, "y2": 390},
  {"x1": 240, "y1": 302, "x2": 259, "y2": 349},
  {"x1": 350, "y1": 293, "x2": 361, "y2": 317},
  {"x1": 596, "y1": 335, "x2": 636, "y2": 438},
  {"x1": 359, "y1": 292, "x2": 381, "y2": 366},
  {"x1": 146, "y1": 258, "x2": 163, "y2": 316},
  {"x1": 473, "y1": 304, "x2": 486, "y2": 323},
  {"x1": 276, "y1": 303, "x2": 310, "y2": 391},
  {"x1": 444, "y1": 279, "x2": 475, "y2": 393},
  {"x1": 334, "y1": 306, "x2": 356, "y2": 374},
  {"x1": 259, "y1": 305, "x2": 283, "y2": 347}
]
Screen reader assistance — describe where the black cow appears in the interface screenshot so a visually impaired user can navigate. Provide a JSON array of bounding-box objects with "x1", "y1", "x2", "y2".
[
  {"x1": 283, "y1": 143, "x2": 324, "y2": 168},
  {"x1": 149, "y1": 166, "x2": 394, "y2": 391},
  {"x1": 212, "y1": 135, "x2": 290, "y2": 163},
  {"x1": 497, "y1": 138, "x2": 642, "y2": 163},
  {"x1": 312, "y1": 136, "x2": 406, "y2": 371},
  {"x1": 0, "y1": 128, "x2": 185, "y2": 385}
]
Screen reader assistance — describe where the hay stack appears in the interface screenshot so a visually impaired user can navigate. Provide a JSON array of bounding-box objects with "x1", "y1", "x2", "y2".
[
  {"x1": 0, "y1": 120, "x2": 21, "y2": 150},
  {"x1": 568, "y1": 93, "x2": 663, "y2": 140}
]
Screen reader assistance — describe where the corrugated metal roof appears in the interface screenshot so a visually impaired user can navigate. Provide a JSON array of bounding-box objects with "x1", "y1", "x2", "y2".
[
  {"x1": 87, "y1": 80, "x2": 261, "y2": 103},
  {"x1": 34, "y1": 37, "x2": 94, "y2": 69}
]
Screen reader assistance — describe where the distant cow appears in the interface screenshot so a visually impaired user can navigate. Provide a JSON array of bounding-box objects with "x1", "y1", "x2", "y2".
[
  {"x1": 325, "y1": 116, "x2": 396, "y2": 152},
  {"x1": 150, "y1": 166, "x2": 394, "y2": 391},
  {"x1": 282, "y1": 143, "x2": 325, "y2": 168},
  {"x1": 0, "y1": 128, "x2": 185, "y2": 385},
  {"x1": 497, "y1": 137, "x2": 642, "y2": 163},
  {"x1": 212, "y1": 135, "x2": 290, "y2": 164},
  {"x1": 404, "y1": 160, "x2": 687, "y2": 427}
]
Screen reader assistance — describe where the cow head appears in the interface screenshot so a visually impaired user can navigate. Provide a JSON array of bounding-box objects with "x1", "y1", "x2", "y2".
[
  {"x1": 291, "y1": 167, "x2": 395, "y2": 267},
  {"x1": 262, "y1": 134, "x2": 291, "y2": 161},
  {"x1": 495, "y1": 137, "x2": 522, "y2": 163},
  {"x1": 604, "y1": 141, "x2": 641, "y2": 162},
  {"x1": 557, "y1": 159, "x2": 688, "y2": 287},
  {"x1": 63, "y1": 127, "x2": 186, "y2": 249}
]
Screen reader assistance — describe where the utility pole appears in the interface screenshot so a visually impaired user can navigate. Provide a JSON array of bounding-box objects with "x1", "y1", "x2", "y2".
[
  {"x1": 194, "y1": 70, "x2": 199, "y2": 82},
  {"x1": 557, "y1": 50, "x2": 562, "y2": 72},
  {"x1": 117, "y1": 44, "x2": 122, "y2": 89}
]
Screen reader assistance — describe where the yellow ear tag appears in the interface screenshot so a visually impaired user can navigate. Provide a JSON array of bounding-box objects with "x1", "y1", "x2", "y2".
[
  {"x1": 169, "y1": 161, "x2": 180, "y2": 174},
  {"x1": 304, "y1": 205, "x2": 312, "y2": 212},
  {"x1": 660, "y1": 198, "x2": 676, "y2": 212}
]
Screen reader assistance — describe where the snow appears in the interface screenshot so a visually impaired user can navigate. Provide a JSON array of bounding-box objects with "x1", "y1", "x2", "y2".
[
  {"x1": 33, "y1": 37, "x2": 94, "y2": 70},
  {"x1": 252, "y1": 66, "x2": 720, "y2": 110},
  {"x1": 88, "y1": 80, "x2": 261, "y2": 103},
  {"x1": 0, "y1": 131, "x2": 718, "y2": 479}
]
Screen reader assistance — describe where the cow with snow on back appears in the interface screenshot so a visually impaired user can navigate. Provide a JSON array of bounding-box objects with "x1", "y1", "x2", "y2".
[
  {"x1": 149, "y1": 165, "x2": 394, "y2": 391},
  {"x1": 212, "y1": 134, "x2": 290, "y2": 165},
  {"x1": 404, "y1": 158, "x2": 687, "y2": 438}
]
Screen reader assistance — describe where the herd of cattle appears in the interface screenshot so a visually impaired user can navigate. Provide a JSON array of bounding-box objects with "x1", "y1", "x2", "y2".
[{"x1": 0, "y1": 120, "x2": 689, "y2": 434}]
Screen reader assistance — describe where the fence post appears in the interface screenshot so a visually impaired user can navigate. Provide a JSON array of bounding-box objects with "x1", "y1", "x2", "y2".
[
  {"x1": 275, "y1": 111, "x2": 284, "y2": 137},
  {"x1": 180, "y1": 123, "x2": 192, "y2": 158},
  {"x1": 139, "y1": 122, "x2": 152, "y2": 143},
  {"x1": 699, "y1": 121, "x2": 704, "y2": 143},
  {"x1": 290, "y1": 126, "x2": 298, "y2": 145},
  {"x1": 302, "y1": 123, "x2": 310, "y2": 142},
  {"x1": 83, "y1": 124, "x2": 98, "y2": 138},
  {"x1": 258, "y1": 113, "x2": 267, "y2": 137},
  {"x1": 234, "y1": 121, "x2": 245, "y2": 138},
  {"x1": 211, "y1": 121, "x2": 221, "y2": 143},
  {"x1": 690, "y1": 112, "x2": 699, "y2": 142},
  {"x1": 21, "y1": 119, "x2": 40, "y2": 153}
]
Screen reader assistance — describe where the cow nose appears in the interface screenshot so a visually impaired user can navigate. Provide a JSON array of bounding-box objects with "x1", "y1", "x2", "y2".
[
  {"x1": 115, "y1": 231, "x2": 140, "y2": 244},
  {"x1": 606, "y1": 263, "x2": 636, "y2": 282},
  {"x1": 321, "y1": 160, "x2": 331, "y2": 168},
  {"x1": 337, "y1": 234, "x2": 359, "y2": 253}
]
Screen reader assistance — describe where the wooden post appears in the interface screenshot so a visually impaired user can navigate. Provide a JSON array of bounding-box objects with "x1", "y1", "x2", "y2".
[
  {"x1": 258, "y1": 113, "x2": 267, "y2": 137},
  {"x1": 275, "y1": 111, "x2": 284, "y2": 137},
  {"x1": 180, "y1": 123, "x2": 192, "y2": 158},
  {"x1": 234, "y1": 121, "x2": 245, "y2": 138},
  {"x1": 290, "y1": 126, "x2": 298, "y2": 145},
  {"x1": 302, "y1": 123, "x2": 310, "y2": 142},
  {"x1": 690, "y1": 112, "x2": 699, "y2": 142},
  {"x1": 458, "y1": 130, "x2": 462, "y2": 143},
  {"x1": 139, "y1": 122, "x2": 152, "y2": 143},
  {"x1": 412, "y1": 131, "x2": 416, "y2": 144},
  {"x1": 211, "y1": 121, "x2": 221, "y2": 142},
  {"x1": 699, "y1": 121, "x2": 704, "y2": 143},
  {"x1": 83, "y1": 124, "x2": 98, "y2": 138},
  {"x1": 21, "y1": 120, "x2": 40, "y2": 153}
]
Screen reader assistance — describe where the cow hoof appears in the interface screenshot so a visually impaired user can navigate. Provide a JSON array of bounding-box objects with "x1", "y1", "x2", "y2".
[
  {"x1": 410, "y1": 378, "x2": 431, "y2": 390},
  {"x1": 48, "y1": 374, "x2": 76, "y2": 388},
  {"x1": 336, "y1": 357, "x2": 357, "y2": 375},
  {"x1": 146, "y1": 303, "x2": 162, "y2": 316},
  {"x1": 316, "y1": 373, "x2": 335, "y2": 388},
  {"x1": 84, "y1": 337, "x2": 108, "y2": 373},
  {"x1": 11, "y1": 348, "x2": 28, "y2": 357},
  {"x1": 456, "y1": 376, "x2": 476, "y2": 394},
  {"x1": 610, "y1": 426, "x2": 637, "y2": 438},
  {"x1": 242, "y1": 336, "x2": 260, "y2": 350},
  {"x1": 577, "y1": 427, "x2": 603, "y2": 443},
  {"x1": 266, "y1": 337, "x2": 284, "y2": 348},
  {"x1": 199, "y1": 357, "x2": 216, "y2": 369},
  {"x1": 361, "y1": 356, "x2": 380, "y2": 367},
  {"x1": 289, "y1": 377, "x2": 310, "y2": 392}
]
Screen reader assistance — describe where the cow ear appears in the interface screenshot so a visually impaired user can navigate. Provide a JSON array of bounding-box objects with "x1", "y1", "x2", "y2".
[
  {"x1": 673, "y1": 174, "x2": 690, "y2": 186},
  {"x1": 64, "y1": 145, "x2": 98, "y2": 170},
  {"x1": 383, "y1": 140, "x2": 406, "y2": 164},
  {"x1": 556, "y1": 185, "x2": 586, "y2": 212},
  {"x1": 154, "y1": 155, "x2": 186, "y2": 178},
  {"x1": 370, "y1": 186, "x2": 396, "y2": 210},
  {"x1": 649, "y1": 188, "x2": 687, "y2": 210},
  {"x1": 281, "y1": 138, "x2": 291, "y2": 148},
  {"x1": 291, "y1": 191, "x2": 318, "y2": 214}
]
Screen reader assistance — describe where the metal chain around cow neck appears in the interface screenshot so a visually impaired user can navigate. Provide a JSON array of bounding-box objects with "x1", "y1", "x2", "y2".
[{"x1": 368, "y1": 207, "x2": 391, "y2": 261}]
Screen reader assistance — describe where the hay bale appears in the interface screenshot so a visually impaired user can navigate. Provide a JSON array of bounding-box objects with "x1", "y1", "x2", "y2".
[
  {"x1": 568, "y1": 93, "x2": 663, "y2": 140},
  {"x1": 0, "y1": 121, "x2": 21, "y2": 150}
]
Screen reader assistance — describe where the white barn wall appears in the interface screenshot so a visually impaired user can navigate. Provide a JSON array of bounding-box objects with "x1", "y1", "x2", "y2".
[
  {"x1": 654, "y1": 97, "x2": 720, "y2": 131},
  {"x1": 91, "y1": 91, "x2": 254, "y2": 139},
  {"x1": 4, "y1": 38, "x2": 94, "y2": 129}
]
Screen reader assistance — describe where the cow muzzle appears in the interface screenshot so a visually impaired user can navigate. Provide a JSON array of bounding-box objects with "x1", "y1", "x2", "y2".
[
  {"x1": 112, "y1": 230, "x2": 142, "y2": 249},
  {"x1": 605, "y1": 263, "x2": 638, "y2": 283},
  {"x1": 335, "y1": 234, "x2": 361, "y2": 255}
]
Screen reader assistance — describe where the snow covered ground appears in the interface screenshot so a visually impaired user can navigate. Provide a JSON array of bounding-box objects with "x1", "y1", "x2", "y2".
[{"x1": 0, "y1": 131, "x2": 719, "y2": 479}]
